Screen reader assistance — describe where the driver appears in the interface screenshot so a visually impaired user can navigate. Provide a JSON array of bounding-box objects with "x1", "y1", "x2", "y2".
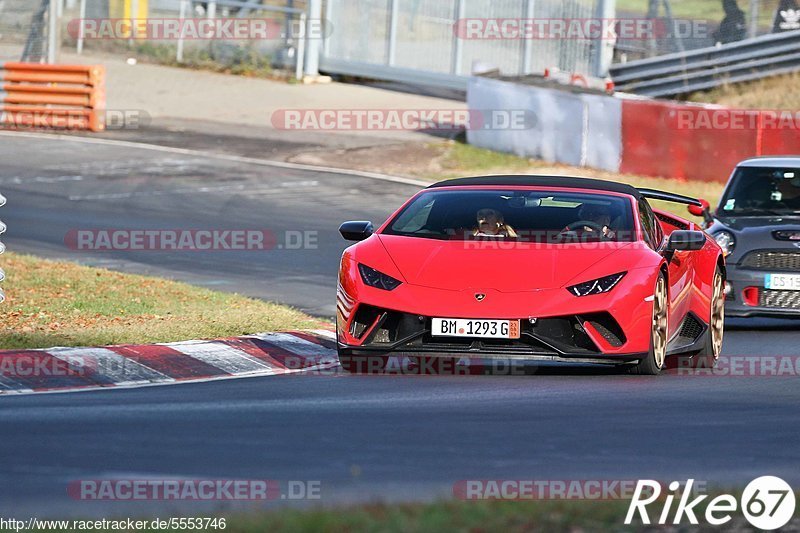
[
  {"x1": 776, "y1": 175, "x2": 800, "y2": 209},
  {"x1": 570, "y1": 203, "x2": 616, "y2": 239},
  {"x1": 473, "y1": 208, "x2": 517, "y2": 238}
]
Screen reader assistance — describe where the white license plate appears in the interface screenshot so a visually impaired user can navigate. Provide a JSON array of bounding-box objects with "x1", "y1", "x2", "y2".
[
  {"x1": 431, "y1": 318, "x2": 520, "y2": 339},
  {"x1": 765, "y1": 273, "x2": 800, "y2": 291}
]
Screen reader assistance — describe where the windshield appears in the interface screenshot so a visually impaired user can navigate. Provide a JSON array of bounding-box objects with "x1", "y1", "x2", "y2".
[
  {"x1": 383, "y1": 189, "x2": 635, "y2": 242},
  {"x1": 719, "y1": 167, "x2": 800, "y2": 216}
]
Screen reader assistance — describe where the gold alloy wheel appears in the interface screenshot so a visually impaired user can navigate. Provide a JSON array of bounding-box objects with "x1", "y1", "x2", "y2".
[
  {"x1": 711, "y1": 271, "x2": 725, "y2": 359},
  {"x1": 652, "y1": 276, "x2": 668, "y2": 369}
]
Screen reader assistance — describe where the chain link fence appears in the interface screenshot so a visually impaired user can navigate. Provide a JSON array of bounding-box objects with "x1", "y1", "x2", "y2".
[
  {"x1": 322, "y1": 0, "x2": 800, "y2": 82},
  {"x1": 323, "y1": 0, "x2": 604, "y2": 81},
  {"x1": 0, "y1": 0, "x2": 52, "y2": 62},
  {"x1": 60, "y1": 0, "x2": 306, "y2": 73},
  {"x1": 5, "y1": 1, "x2": 796, "y2": 83}
]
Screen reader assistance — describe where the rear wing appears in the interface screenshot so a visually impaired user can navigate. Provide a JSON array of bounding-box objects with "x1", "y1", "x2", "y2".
[
  {"x1": 637, "y1": 188, "x2": 703, "y2": 207},
  {"x1": 637, "y1": 188, "x2": 713, "y2": 225}
]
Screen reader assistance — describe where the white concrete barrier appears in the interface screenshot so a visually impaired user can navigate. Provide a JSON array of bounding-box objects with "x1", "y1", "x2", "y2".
[{"x1": 466, "y1": 77, "x2": 622, "y2": 173}]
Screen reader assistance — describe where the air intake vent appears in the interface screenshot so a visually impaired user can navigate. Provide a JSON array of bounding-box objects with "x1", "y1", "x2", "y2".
[
  {"x1": 582, "y1": 313, "x2": 626, "y2": 347},
  {"x1": 761, "y1": 290, "x2": 800, "y2": 309},
  {"x1": 677, "y1": 313, "x2": 704, "y2": 341},
  {"x1": 741, "y1": 251, "x2": 800, "y2": 272},
  {"x1": 656, "y1": 213, "x2": 688, "y2": 230}
]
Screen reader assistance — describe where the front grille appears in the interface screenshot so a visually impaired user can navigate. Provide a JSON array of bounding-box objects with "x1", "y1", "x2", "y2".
[
  {"x1": 741, "y1": 251, "x2": 800, "y2": 272},
  {"x1": 760, "y1": 290, "x2": 800, "y2": 309},
  {"x1": 347, "y1": 307, "x2": 609, "y2": 355},
  {"x1": 420, "y1": 316, "x2": 597, "y2": 355}
]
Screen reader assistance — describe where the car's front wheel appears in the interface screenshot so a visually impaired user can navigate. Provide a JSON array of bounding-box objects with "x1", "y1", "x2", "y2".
[
  {"x1": 696, "y1": 267, "x2": 725, "y2": 363},
  {"x1": 629, "y1": 273, "x2": 668, "y2": 375}
]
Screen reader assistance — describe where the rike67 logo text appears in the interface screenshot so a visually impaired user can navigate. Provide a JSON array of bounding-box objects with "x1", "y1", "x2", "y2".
[{"x1": 626, "y1": 477, "x2": 796, "y2": 530}]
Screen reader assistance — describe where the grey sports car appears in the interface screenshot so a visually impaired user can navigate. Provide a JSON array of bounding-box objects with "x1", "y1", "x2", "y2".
[{"x1": 698, "y1": 156, "x2": 800, "y2": 318}]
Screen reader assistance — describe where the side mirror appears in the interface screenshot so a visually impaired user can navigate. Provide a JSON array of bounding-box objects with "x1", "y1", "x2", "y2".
[
  {"x1": 687, "y1": 199, "x2": 713, "y2": 225},
  {"x1": 666, "y1": 230, "x2": 706, "y2": 252},
  {"x1": 339, "y1": 221, "x2": 374, "y2": 242}
]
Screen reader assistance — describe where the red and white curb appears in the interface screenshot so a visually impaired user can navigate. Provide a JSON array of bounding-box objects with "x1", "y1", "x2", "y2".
[{"x1": 0, "y1": 330, "x2": 338, "y2": 395}]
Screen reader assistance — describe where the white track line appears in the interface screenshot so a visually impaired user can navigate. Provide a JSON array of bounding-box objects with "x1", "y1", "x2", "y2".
[
  {"x1": 311, "y1": 329, "x2": 336, "y2": 339},
  {"x1": 248, "y1": 332, "x2": 336, "y2": 359},
  {"x1": 0, "y1": 375, "x2": 34, "y2": 394},
  {"x1": 166, "y1": 341, "x2": 276, "y2": 376},
  {"x1": 0, "y1": 130, "x2": 429, "y2": 188},
  {"x1": 47, "y1": 347, "x2": 173, "y2": 386},
  {"x1": 0, "y1": 332, "x2": 338, "y2": 396}
]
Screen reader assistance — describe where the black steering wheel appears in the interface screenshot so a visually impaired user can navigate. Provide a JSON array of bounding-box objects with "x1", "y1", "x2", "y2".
[{"x1": 564, "y1": 220, "x2": 605, "y2": 234}]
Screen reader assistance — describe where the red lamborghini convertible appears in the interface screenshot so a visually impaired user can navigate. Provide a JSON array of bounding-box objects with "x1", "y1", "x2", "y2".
[{"x1": 336, "y1": 176, "x2": 725, "y2": 375}]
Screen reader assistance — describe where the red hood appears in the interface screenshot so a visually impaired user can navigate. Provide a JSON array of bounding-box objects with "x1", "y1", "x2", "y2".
[{"x1": 377, "y1": 234, "x2": 633, "y2": 292}]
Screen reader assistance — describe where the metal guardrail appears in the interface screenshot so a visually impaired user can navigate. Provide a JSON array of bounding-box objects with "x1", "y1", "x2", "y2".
[
  {"x1": 609, "y1": 29, "x2": 800, "y2": 97},
  {"x1": 318, "y1": 57, "x2": 471, "y2": 92}
]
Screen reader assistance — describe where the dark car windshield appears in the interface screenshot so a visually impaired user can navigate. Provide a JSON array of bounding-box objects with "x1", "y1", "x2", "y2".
[
  {"x1": 383, "y1": 189, "x2": 635, "y2": 242},
  {"x1": 719, "y1": 167, "x2": 800, "y2": 216}
]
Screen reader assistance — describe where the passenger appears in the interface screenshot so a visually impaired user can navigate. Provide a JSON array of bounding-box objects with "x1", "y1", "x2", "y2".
[{"x1": 473, "y1": 208, "x2": 517, "y2": 238}]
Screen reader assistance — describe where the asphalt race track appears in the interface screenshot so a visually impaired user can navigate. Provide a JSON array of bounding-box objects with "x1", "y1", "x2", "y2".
[
  {"x1": 0, "y1": 133, "x2": 415, "y2": 316},
  {"x1": 1, "y1": 134, "x2": 799, "y2": 517}
]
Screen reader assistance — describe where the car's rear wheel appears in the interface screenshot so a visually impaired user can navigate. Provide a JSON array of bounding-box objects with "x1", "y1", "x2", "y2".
[{"x1": 629, "y1": 273, "x2": 668, "y2": 375}]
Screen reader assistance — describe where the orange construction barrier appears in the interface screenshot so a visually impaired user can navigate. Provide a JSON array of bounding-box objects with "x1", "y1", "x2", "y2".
[{"x1": 0, "y1": 63, "x2": 106, "y2": 132}]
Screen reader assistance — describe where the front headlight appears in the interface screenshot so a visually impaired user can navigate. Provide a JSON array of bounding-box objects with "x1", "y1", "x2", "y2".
[
  {"x1": 358, "y1": 264, "x2": 402, "y2": 291},
  {"x1": 713, "y1": 231, "x2": 735, "y2": 257},
  {"x1": 568, "y1": 272, "x2": 626, "y2": 297}
]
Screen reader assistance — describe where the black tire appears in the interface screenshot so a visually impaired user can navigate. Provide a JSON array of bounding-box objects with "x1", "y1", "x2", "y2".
[
  {"x1": 629, "y1": 272, "x2": 669, "y2": 376},
  {"x1": 694, "y1": 266, "x2": 725, "y2": 366}
]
